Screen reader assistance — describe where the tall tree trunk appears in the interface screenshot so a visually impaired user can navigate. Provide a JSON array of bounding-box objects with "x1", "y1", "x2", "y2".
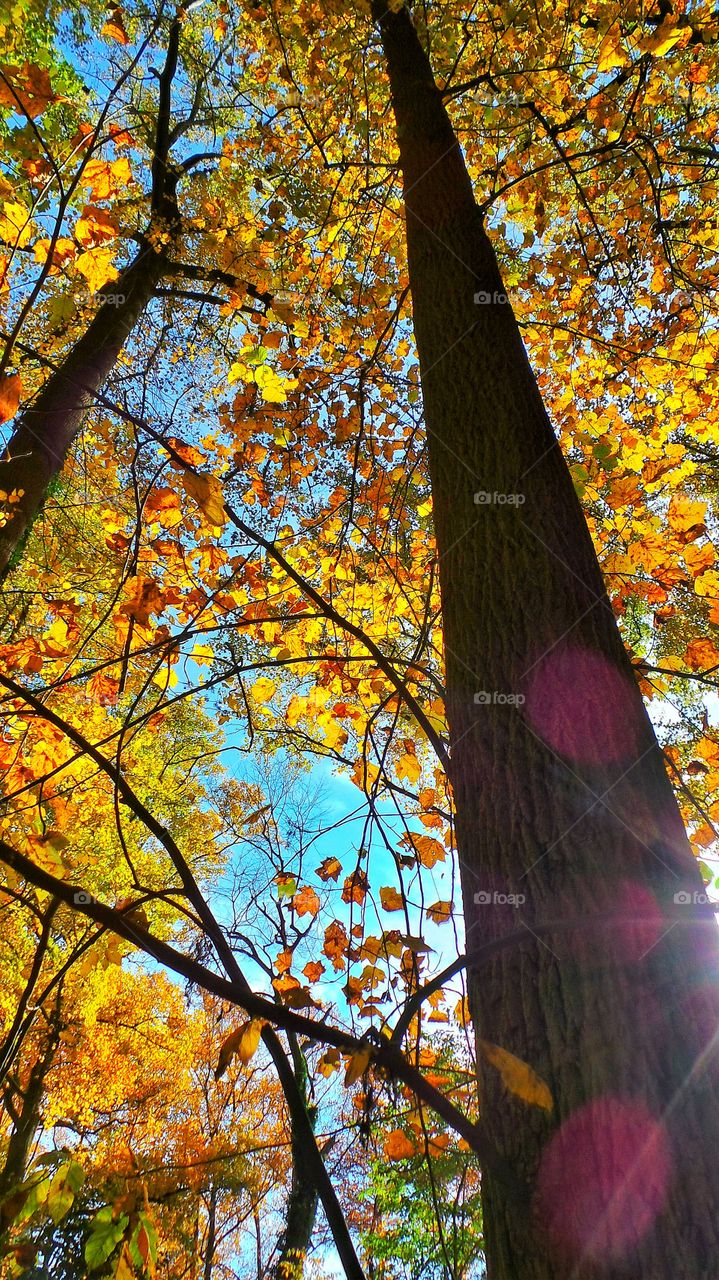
[{"x1": 372, "y1": 5, "x2": 719, "y2": 1278}]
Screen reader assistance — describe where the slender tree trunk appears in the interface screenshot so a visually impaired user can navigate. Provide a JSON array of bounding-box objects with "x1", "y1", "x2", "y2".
[
  {"x1": 273, "y1": 1039, "x2": 319, "y2": 1280},
  {"x1": 0, "y1": 16, "x2": 183, "y2": 580},
  {"x1": 202, "y1": 1184, "x2": 217, "y2": 1280},
  {"x1": 253, "y1": 1202, "x2": 263, "y2": 1280},
  {"x1": 0, "y1": 247, "x2": 167, "y2": 577},
  {"x1": 372, "y1": 5, "x2": 719, "y2": 1278},
  {"x1": 0, "y1": 1019, "x2": 60, "y2": 1205}
]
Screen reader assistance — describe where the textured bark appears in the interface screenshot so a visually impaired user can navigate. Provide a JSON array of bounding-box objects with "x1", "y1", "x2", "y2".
[{"x1": 373, "y1": 5, "x2": 719, "y2": 1278}]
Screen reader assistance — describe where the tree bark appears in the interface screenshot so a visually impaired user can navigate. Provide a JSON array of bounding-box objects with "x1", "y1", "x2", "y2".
[{"x1": 372, "y1": 5, "x2": 719, "y2": 1278}]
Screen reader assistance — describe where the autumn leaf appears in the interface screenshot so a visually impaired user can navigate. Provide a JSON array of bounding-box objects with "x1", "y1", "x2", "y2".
[
  {"x1": 639, "y1": 19, "x2": 688, "y2": 58},
  {"x1": 119, "y1": 576, "x2": 164, "y2": 626},
  {"x1": 380, "y1": 885, "x2": 405, "y2": 911},
  {"x1": 316, "y1": 856, "x2": 342, "y2": 881},
  {"x1": 478, "y1": 1039, "x2": 553, "y2": 1111},
  {"x1": 383, "y1": 1129, "x2": 417, "y2": 1160},
  {"x1": 401, "y1": 834, "x2": 447, "y2": 868},
  {"x1": 252, "y1": 676, "x2": 276, "y2": 703},
  {"x1": 303, "y1": 960, "x2": 325, "y2": 981},
  {"x1": 102, "y1": 6, "x2": 130, "y2": 44},
  {"x1": 344, "y1": 1046, "x2": 372, "y2": 1086},
  {"x1": 317, "y1": 1048, "x2": 340, "y2": 1077},
  {"x1": 397, "y1": 739, "x2": 422, "y2": 785},
  {"x1": 113, "y1": 1243, "x2": 135, "y2": 1280},
  {"x1": 0, "y1": 200, "x2": 33, "y2": 247},
  {"x1": 0, "y1": 373, "x2": 21, "y2": 424},
  {"x1": 596, "y1": 25, "x2": 629, "y2": 73},
  {"x1": 323, "y1": 920, "x2": 349, "y2": 970},
  {"x1": 81, "y1": 156, "x2": 132, "y2": 200},
  {"x1": 214, "y1": 1019, "x2": 265, "y2": 1079},
  {"x1": 75, "y1": 246, "x2": 119, "y2": 294},
  {"x1": 426, "y1": 900, "x2": 453, "y2": 924},
  {"x1": 0, "y1": 63, "x2": 57, "y2": 117},
  {"x1": 181, "y1": 471, "x2": 227, "y2": 526},
  {"x1": 342, "y1": 868, "x2": 368, "y2": 905},
  {"x1": 293, "y1": 884, "x2": 320, "y2": 918},
  {"x1": 75, "y1": 206, "x2": 118, "y2": 246}
]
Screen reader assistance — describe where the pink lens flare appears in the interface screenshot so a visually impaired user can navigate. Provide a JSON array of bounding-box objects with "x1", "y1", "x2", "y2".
[
  {"x1": 524, "y1": 645, "x2": 642, "y2": 767},
  {"x1": 534, "y1": 1096, "x2": 672, "y2": 1265}
]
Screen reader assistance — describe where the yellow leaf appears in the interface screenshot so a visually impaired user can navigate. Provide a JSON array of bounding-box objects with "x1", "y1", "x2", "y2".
[
  {"x1": 254, "y1": 363, "x2": 297, "y2": 404},
  {"x1": 214, "y1": 1019, "x2": 264, "y2": 1079},
  {"x1": 75, "y1": 246, "x2": 119, "y2": 294},
  {"x1": 397, "y1": 751, "x2": 422, "y2": 785},
  {"x1": 597, "y1": 24, "x2": 629, "y2": 73},
  {"x1": 639, "y1": 20, "x2": 687, "y2": 58},
  {"x1": 252, "y1": 676, "x2": 276, "y2": 703},
  {"x1": 318, "y1": 1048, "x2": 341, "y2": 1077},
  {"x1": 82, "y1": 156, "x2": 132, "y2": 200},
  {"x1": 0, "y1": 200, "x2": 33, "y2": 247},
  {"x1": 181, "y1": 471, "x2": 227, "y2": 527},
  {"x1": 113, "y1": 1244, "x2": 134, "y2": 1280},
  {"x1": 344, "y1": 1047, "x2": 372, "y2": 1086},
  {"x1": 479, "y1": 1039, "x2": 553, "y2": 1111}
]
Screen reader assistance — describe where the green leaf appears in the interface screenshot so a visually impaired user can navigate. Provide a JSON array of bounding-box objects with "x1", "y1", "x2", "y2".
[
  {"x1": 47, "y1": 1160, "x2": 85, "y2": 1224},
  {"x1": 85, "y1": 1207, "x2": 129, "y2": 1270}
]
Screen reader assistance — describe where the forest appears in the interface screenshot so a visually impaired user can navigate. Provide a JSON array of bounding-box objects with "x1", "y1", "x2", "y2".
[{"x1": 1, "y1": 0, "x2": 719, "y2": 1276}]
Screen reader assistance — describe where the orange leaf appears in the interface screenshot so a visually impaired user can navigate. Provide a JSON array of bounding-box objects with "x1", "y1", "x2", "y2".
[
  {"x1": 342, "y1": 869, "x2": 368, "y2": 905},
  {"x1": 0, "y1": 373, "x2": 21, "y2": 424},
  {"x1": 102, "y1": 6, "x2": 130, "y2": 43},
  {"x1": 383, "y1": 1129, "x2": 417, "y2": 1160},
  {"x1": 426, "y1": 900, "x2": 452, "y2": 924},
  {"x1": 316, "y1": 856, "x2": 342, "y2": 881},
  {"x1": 293, "y1": 885, "x2": 320, "y2": 918},
  {"x1": 380, "y1": 885, "x2": 404, "y2": 912}
]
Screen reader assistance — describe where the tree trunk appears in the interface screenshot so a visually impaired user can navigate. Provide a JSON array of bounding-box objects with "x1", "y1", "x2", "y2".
[
  {"x1": 372, "y1": 5, "x2": 719, "y2": 1278},
  {"x1": 0, "y1": 242, "x2": 168, "y2": 579},
  {"x1": 273, "y1": 1039, "x2": 319, "y2": 1280},
  {"x1": 0, "y1": 1018, "x2": 60, "y2": 1206},
  {"x1": 0, "y1": 16, "x2": 184, "y2": 581}
]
